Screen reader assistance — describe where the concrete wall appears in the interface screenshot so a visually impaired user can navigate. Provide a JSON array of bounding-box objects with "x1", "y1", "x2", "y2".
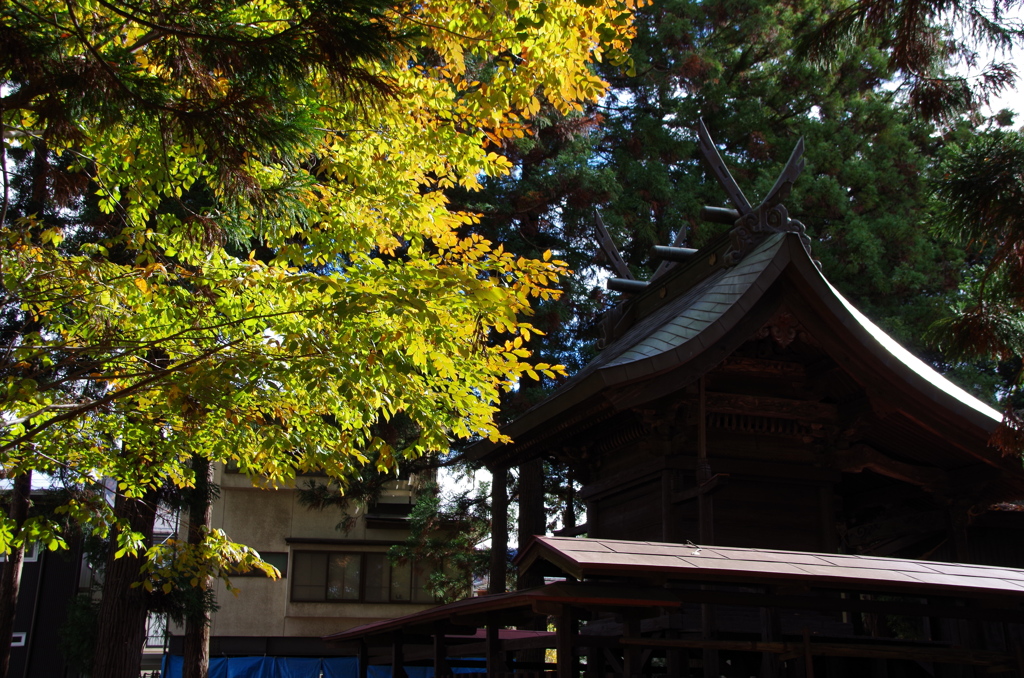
[{"x1": 204, "y1": 465, "x2": 435, "y2": 641}]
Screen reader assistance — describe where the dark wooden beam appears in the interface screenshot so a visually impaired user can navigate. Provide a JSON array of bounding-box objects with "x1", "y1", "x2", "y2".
[
  {"x1": 623, "y1": 612, "x2": 643, "y2": 678},
  {"x1": 662, "y1": 470, "x2": 674, "y2": 542},
  {"x1": 518, "y1": 458, "x2": 546, "y2": 589},
  {"x1": 485, "y1": 618, "x2": 506, "y2": 675},
  {"x1": 618, "y1": 638, "x2": 1013, "y2": 669},
  {"x1": 433, "y1": 627, "x2": 449, "y2": 678},
  {"x1": 358, "y1": 641, "x2": 368, "y2": 678},
  {"x1": 844, "y1": 509, "x2": 947, "y2": 548},
  {"x1": 802, "y1": 628, "x2": 815, "y2": 678},
  {"x1": 556, "y1": 605, "x2": 576, "y2": 678},
  {"x1": 391, "y1": 632, "x2": 407, "y2": 678},
  {"x1": 716, "y1": 356, "x2": 807, "y2": 378},
  {"x1": 659, "y1": 587, "x2": 1024, "y2": 624},
  {"x1": 830, "y1": 444, "x2": 949, "y2": 494},
  {"x1": 671, "y1": 473, "x2": 729, "y2": 504},
  {"x1": 705, "y1": 392, "x2": 838, "y2": 424},
  {"x1": 760, "y1": 607, "x2": 781, "y2": 678}
]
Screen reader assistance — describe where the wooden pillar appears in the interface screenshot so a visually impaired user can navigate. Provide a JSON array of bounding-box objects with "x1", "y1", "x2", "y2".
[
  {"x1": 556, "y1": 605, "x2": 577, "y2": 678},
  {"x1": 701, "y1": 600, "x2": 719, "y2": 678},
  {"x1": 760, "y1": 604, "x2": 781, "y2": 678},
  {"x1": 665, "y1": 627, "x2": 683, "y2": 678},
  {"x1": 358, "y1": 641, "x2": 368, "y2": 678},
  {"x1": 392, "y1": 632, "x2": 408, "y2": 678},
  {"x1": 584, "y1": 641, "x2": 606, "y2": 678},
  {"x1": 486, "y1": 616, "x2": 506, "y2": 675},
  {"x1": 820, "y1": 484, "x2": 837, "y2": 552},
  {"x1": 433, "y1": 625, "x2": 449, "y2": 678},
  {"x1": 802, "y1": 628, "x2": 815, "y2": 678},
  {"x1": 563, "y1": 466, "x2": 576, "y2": 533},
  {"x1": 490, "y1": 466, "x2": 509, "y2": 594},
  {"x1": 697, "y1": 377, "x2": 718, "y2": 678},
  {"x1": 586, "y1": 499, "x2": 599, "y2": 538},
  {"x1": 696, "y1": 376, "x2": 714, "y2": 545},
  {"x1": 518, "y1": 458, "x2": 546, "y2": 589},
  {"x1": 623, "y1": 612, "x2": 642, "y2": 678},
  {"x1": 950, "y1": 502, "x2": 972, "y2": 563},
  {"x1": 661, "y1": 470, "x2": 674, "y2": 543}
]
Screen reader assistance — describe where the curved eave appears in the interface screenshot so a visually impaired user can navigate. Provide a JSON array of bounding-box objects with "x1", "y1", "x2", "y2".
[
  {"x1": 789, "y1": 242, "x2": 1001, "y2": 432},
  {"x1": 472, "y1": 233, "x2": 1002, "y2": 468}
]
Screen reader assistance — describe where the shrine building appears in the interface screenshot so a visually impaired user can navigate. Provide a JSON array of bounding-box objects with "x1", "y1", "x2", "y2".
[{"x1": 324, "y1": 122, "x2": 1024, "y2": 678}]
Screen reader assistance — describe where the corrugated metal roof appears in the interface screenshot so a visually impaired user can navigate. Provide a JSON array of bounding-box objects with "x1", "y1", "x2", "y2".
[
  {"x1": 323, "y1": 536, "x2": 1024, "y2": 646},
  {"x1": 523, "y1": 536, "x2": 1024, "y2": 598}
]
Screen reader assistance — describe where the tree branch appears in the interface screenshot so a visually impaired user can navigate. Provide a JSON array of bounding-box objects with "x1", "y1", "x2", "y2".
[{"x1": 0, "y1": 339, "x2": 243, "y2": 455}]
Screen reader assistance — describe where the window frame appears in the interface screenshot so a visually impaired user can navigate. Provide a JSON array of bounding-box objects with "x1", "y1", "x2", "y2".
[
  {"x1": 290, "y1": 550, "x2": 433, "y2": 604},
  {"x1": 145, "y1": 613, "x2": 166, "y2": 648},
  {"x1": 0, "y1": 543, "x2": 39, "y2": 563},
  {"x1": 233, "y1": 551, "x2": 289, "y2": 578}
]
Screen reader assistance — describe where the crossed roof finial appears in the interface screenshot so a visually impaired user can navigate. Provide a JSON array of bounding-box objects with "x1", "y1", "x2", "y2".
[
  {"x1": 697, "y1": 118, "x2": 812, "y2": 265},
  {"x1": 596, "y1": 119, "x2": 813, "y2": 299}
]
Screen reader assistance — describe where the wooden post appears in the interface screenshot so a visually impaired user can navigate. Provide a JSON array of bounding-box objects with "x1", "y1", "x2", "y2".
[
  {"x1": 697, "y1": 376, "x2": 714, "y2": 546},
  {"x1": 392, "y1": 632, "x2": 407, "y2": 678},
  {"x1": 701, "y1": 600, "x2": 719, "y2": 678},
  {"x1": 697, "y1": 377, "x2": 719, "y2": 678},
  {"x1": 819, "y1": 484, "x2": 836, "y2": 552},
  {"x1": 665, "y1": 627, "x2": 683, "y2": 678},
  {"x1": 586, "y1": 499, "x2": 599, "y2": 538},
  {"x1": 563, "y1": 466, "x2": 576, "y2": 534},
  {"x1": 490, "y1": 466, "x2": 509, "y2": 594},
  {"x1": 556, "y1": 605, "x2": 576, "y2": 678},
  {"x1": 486, "y1": 617, "x2": 505, "y2": 675},
  {"x1": 760, "y1": 604, "x2": 781, "y2": 678},
  {"x1": 623, "y1": 612, "x2": 642, "y2": 678},
  {"x1": 518, "y1": 458, "x2": 546, "y2": 590},
  {"x1": 433, "y1": 625, "x2": 449, "y2": 678},
  {"x1": 358, "y1": 641, "x2": 368, "y2": 678},
  {"x1": 661, "y1": 470, "x2": 674, "y2": 543},
  {"x1": 802, "y1": 628, "x2": 815, "y2": 678},
  {"x1": 584, "y1": 637, "x2": 605, "y2": 678}
]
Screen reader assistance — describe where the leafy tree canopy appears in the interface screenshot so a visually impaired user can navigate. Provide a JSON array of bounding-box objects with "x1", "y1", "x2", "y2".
[
  {"x1": 0, "y1": 0, "x2": 640, "y2": 587},
  {"x1": 453, "y1": 0, "x2": 975, "y2": 406}
]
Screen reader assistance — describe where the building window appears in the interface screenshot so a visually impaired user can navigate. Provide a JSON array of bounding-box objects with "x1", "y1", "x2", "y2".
[
  {"x1": 145, "y1": 614, "x2": 166, "y2": 648},
  {"x1": 0, "y1": 543, "x2": 39, "y2": 563},
  {"x1": 291, "y1": 551, "x2": 434, "y2": 603},
  {"x1": 234, "y1": 552, "x2": 289, "y2": 578}
]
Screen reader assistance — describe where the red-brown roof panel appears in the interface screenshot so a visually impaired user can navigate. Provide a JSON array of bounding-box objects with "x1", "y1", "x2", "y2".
[{"x1": 521, "y1": 536, "x2": 1024, "y2": 599}]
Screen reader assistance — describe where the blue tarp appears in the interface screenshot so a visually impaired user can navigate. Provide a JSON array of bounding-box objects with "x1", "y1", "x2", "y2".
[
  {"x1": 321, "y1": 657, "x2": 359, "y2": 678},
  {"x1": 162, "y1": 656, "x2": 480, "y2": 678}
]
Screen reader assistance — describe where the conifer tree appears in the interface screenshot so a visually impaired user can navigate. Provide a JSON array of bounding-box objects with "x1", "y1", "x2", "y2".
[{"x1": 2, "y1": 0, "x2": 640, "y2": 674}]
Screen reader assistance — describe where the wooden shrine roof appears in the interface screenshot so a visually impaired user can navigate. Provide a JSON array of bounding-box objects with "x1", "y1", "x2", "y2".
[
  {"x1": 519, "y1": 536, "x2": 1024, "y2": 599},
  {"x1": 468, "y1": 231, "x2": 1006, "y2": 473}
]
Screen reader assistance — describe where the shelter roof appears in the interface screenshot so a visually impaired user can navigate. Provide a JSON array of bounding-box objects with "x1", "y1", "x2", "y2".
[
  {"x1": 321, "y1": 582, "x2": 680, "y2": 646},
  {"x1": 519, "y1": 536, "x2": 1024, "y2": 599},
  {"x1": 324, "y1": 536, "x2": 1024, "y2": 647}
]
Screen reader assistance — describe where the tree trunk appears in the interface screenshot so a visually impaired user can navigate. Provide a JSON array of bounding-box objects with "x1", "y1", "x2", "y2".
[
  {"x1": 0, "y1": 471, "x2": 31, "y2": 678},
  {"x1": 183, "y1": 456, "x2": 213, "y2": 678},
  {"x1": 91, "y1": 489, "x2": 158, "y2": 678}
]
